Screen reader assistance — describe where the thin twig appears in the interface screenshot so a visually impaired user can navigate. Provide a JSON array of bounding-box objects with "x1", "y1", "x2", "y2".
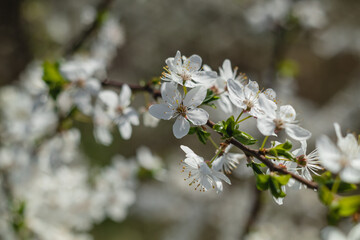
[{"x1": 101, "y1": 79, "x2": 161, "y2": 99}]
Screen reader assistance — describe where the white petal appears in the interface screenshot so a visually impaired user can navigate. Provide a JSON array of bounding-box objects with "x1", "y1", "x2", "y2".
[
  {"x1": 94, "y1": 126, "x2": 113, "y2": 146},
  {"x1": 173, "y1": 116, "x2": 190, "y2": 139},
  {"x1": 213, "y1": 171, "x2": 231, "y2": 185},
  {"x1": 228, "y1": 79, "x2": 245, "y2": 102},
  {"x1": 123, "y1": 107, "x2": 139, "y2": 126},
  {"x1": 216, "y1": 95, "x2": 233, "y2": 114},
  {"x1": 244, "y1": 80, "x2": 259, "y2": 99},
  {"x1": 257, "y1": 117, "x2": 276, "y2": 136},
  {"x1": 118, "y1": 121, "x2": 132, "y2": 140},
  {"x1": 321, "y1": 227, "x2": 347, "y2": 240},
  {"x1": 280, "y1": 105, "x2": 296, "y2": 122},
  {"x1": 161, "y1": 82, "x2": 182, "y2": 108},
  {"x1": 191, "y1": 71, "x2": 217, "y2": 85},
  {"x1": 340, "y1": 166, "x2": 360, "y2": 184},
  {"x1": 349, "y1": 224, "x2": 360, "y2": 240},
  {"x1": 85, "y1": 78, "x2": 101, "y2": 95},
  {"x1": 258, "y1": 93, "x2": 277, "y2": 118},
  {"x1": 98, "y1": 90, "x2": 118, "y2": 109},
  {"x1": 316, "y1": 135, "x2": 342, "y2": 173},
  {"x1": 148, "y1": 104, "x2": 175, "y2": 120},
  {"x1": 285, "y1": 124, "x2": 311, "y2": 141},
  {"x1": 184, "y1": 54, "x2": 202, "y2": 72},
  {"x1": 183, "y1": 87, "x2": 207, "y2": 108},
  {"x1": 186, "y1": 108, "x2": 209, "y2": 125},
  {"x1": 219, "y1": 59, "x2": 233, "y2": 80},
  {"x1": 273, "y1": 196, "x2": 284, "y2": 205},
  {"x1": 119, "y1": 84, "x2": 132, "y2": 108},
  {"x1": 180, "y1": 145, "x2": 198, "y2": 158}
]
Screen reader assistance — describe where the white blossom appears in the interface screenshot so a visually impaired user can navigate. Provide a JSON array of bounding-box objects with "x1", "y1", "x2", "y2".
[
  {"x1": 212, "y1": 144, "x2": 245, "y2": 174},
  {"x1": 292, "y1": 141, "x2": 322, "y2": 188},
  {"x1": 257, "y1": 94, "x2": 311, "y2": 141},
  {"x1": 149, "y1": 83, "x2": 209, "y2": 139},
  {"x1": 58, "y1": 59, "x2": 103, "y2": 115},
  {"x1": 228, "y1": 79, "x2": 276, "y2": 118},
  {"x1": 96, "y1": 85, "x2": 139, "y2": 140},
  {"x1": 161, "y1": 51, "x2": 217, "y2": 88},
  {"x1": 316, "y1": 123, "x2": 360, "y2": 183},
  {"x1": 180, "y1": 145, "x2": 231, "y2": 193}
]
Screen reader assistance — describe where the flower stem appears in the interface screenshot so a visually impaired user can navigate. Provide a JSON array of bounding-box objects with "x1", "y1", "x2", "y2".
[
  {"x1": 183, "y1": 85, "x2": 187, "y2": 95},
  {"x1": 235, "y1": 110, "x2": 244, "y2": 122},
  {"x1": 331, "y1": 175, "x2": 341, "y2": 194},
  {"x1": 260, "y1": 136, "x2": 269, "y2": 150},
  {"x1": 210, "y1": 147, "x2": 222, "y2": 164},
  {"x1": 208, "y1": 136, "x2": 219, "y2": 149},
  {"x1": 236, "y1": 115, "x2": 252, "y2": 124}
]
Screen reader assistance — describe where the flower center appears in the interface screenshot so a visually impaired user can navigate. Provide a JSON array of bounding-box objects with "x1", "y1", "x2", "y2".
[
  {"x1": 75, "y1": 79, "x2": 86, "y2": 88},
  {"x1": 116, "y1": 105, "x2": 124, "y2": 114},
  {"x1": 243, "y1": 99, "x2": 254, "y2": 111},
  {"x1": 274, "y1": 118, "x2": 284, "y2": 132},
  {"x1": 176, "y1": 104, "x2": 187, "y2": 117},
  {"x1": 297, "y1": 155, "x2": 307, "y2": 167},
  {"x1": 180, "y1": 72, "x2": 191, "y2": 81}
]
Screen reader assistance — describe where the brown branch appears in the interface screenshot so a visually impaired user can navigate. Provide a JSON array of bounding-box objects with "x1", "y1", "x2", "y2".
[
  {"x1": 206, "y1": 120, "x2": 318, "y2": 189},
  {"x1": 102, "y1": 80, "x2": 318, "y2": 190},
  {"x1": 64, "y1": 0, "x2": 115, "y2": 57},
  {"x1": 101, "y1": 79, "x2": 161, "y2": 99}
]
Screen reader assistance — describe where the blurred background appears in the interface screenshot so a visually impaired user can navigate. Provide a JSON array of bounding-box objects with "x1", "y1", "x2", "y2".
[{"x1": 1, "y1": 0, "x2": 360, "y2": 239}]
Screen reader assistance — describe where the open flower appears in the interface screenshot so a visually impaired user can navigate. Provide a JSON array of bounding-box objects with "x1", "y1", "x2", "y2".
[
  {"x1": 161, "y1": 51, "x2": 217, "y2": 88},
  {"x1": 212, "y1": 144, "x2": 245, "y2": 174},
  {"x1": 257, "y1": 94, "x2": 311, "y2": 141},
  {"x1": 228, "y1": 79, "x2": 276, "y2": 118},
  {"x1": 316, "y1": 123, "x2": 360, "y2": 183},
  {"x1": 180, "y1": 145, "x2": 231, "y2": 193},
  {"x1": 58, "y1": 59, "x2": 103, "y2": 115},
  {"x1": 96, "y1": 85, "x2": 139, "y2": 140},
  {"x1": 293, "y1": 141, "x2": 322, "y2": 188},
  {"x1": 149, "y1": 83, "x2": 209, "y2": 139}
]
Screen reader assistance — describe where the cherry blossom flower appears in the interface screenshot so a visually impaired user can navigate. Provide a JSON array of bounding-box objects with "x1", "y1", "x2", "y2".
[
  {"x1": 257, "y1": 94, "x2": 311, "y2": 141},
  {"x1": 228, "y1": 79, "x2": 277, "y2": 118},
  {"x1": 161, "y1": 51, "x2": 217, "y2": 88},
  {"x1": 292, "y1": 141, "x2": 322, "y2": 188},
  {"x1": 316, "y1": 123, "x2": 360, "y2": 183},
  {"x1": 96, "y1": 85, "x2": 139, "y2": 140},
  {"x1": 180, "y1": 145, "x2": 231, "y2": 193},
  {"x1": 212, "y1": 144, "x2": 245, "y2": 174},
  {"x1": 149, "y1": 83, "x2": 209, "y2": 139},
  {"x1": 58, "y1": 59, "x2": 103, "y2": 115}
]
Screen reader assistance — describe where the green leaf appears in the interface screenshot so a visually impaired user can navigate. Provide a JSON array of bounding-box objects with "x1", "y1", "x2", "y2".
[
  {"x1": 233, "y1": 130, "x2": 257, "y2": 145},
  {"x1": 188, "y1": 127, "x2": 197, "y2": 135},
  {"x1": 256, "y1": 174, "x2": 270, "y2": 191},
  {"x1": 318, "y1": 184, "x2": 334, "y2": 205},
  {"x1": 268, "y1": 140, "x2": 295, "y2": 160},
  {"x1": 188, "y1": 127, "x2": 211, "y2": 144},
  {"x1": 248, "y1": 162, "x2": 265, "y2": 175},
  {"x1": 269, "y1": 177, "x2": 286, "y2": 198},
  {"x1": 42, "y1": 61, "x2": 67, "y2": 99},
  {"x1": 273, "y1": 174, "x2": 291, "y2": 185},
  {"x1": 313, "y1": 171, "x2": 357, "y2": 193},
  {"x1": 337, "y1": 195, "x2": 360, "y2": 217},
  {"x1": 202, "y1": 89, "x2": 220, "y2": 107}
]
